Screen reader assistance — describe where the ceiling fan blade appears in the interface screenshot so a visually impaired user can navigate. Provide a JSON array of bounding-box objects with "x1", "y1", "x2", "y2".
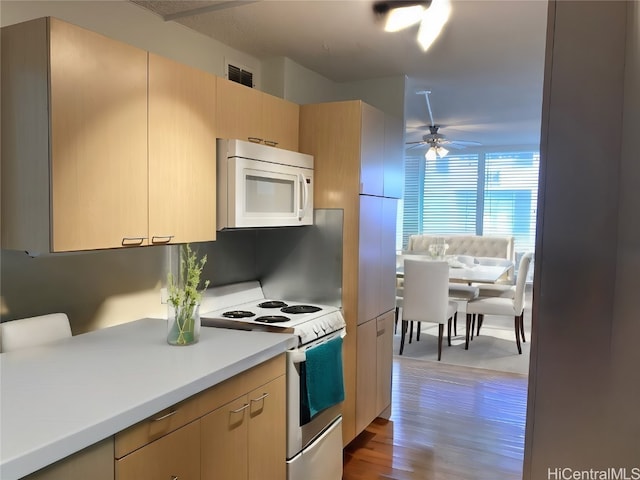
[
  {"x1": 447, "y1": 140, "x2": 482, "y2": 147},
  {"x1": 406, "y1": 142, "x2": 427, "y2": 150}
]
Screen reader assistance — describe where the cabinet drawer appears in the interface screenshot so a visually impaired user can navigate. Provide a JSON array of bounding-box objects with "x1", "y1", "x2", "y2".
[
  {"x1": 196, "y1": 354, "x2": 285, "y2": 417},
  {"x1": 115, "y1": 420, "x2": 200, "y2": 480},
  {"x1": 115, "y1": 395, "x2": 200, "y2": 458}
]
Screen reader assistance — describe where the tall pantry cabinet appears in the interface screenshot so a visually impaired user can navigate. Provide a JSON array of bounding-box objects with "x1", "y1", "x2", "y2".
[{"x1": 299, "y1": 100, "x2": 403, "y2": 444}]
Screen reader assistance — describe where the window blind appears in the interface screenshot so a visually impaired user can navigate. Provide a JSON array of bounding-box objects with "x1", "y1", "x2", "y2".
[
  {"x1": 399, "y1": 150, "x2": 540, "y2": 257},
  {"x1": 422, "y1": 154, "x2": 479, "y2": 235},
  {"x1": 398, "y1": 156, "x2": 423, "y2": 249}
]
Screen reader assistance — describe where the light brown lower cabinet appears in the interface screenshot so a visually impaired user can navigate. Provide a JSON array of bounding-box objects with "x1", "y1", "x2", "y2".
[
  {"x1": 115, "y1": 420, "x2": 200, "y2": 480},
  {"x1": 21, "y1": 438, "x2": 114, "y2": 480},
  {"x1": 113, "y1": 355, "x2": 285, "y2": 480},
  {"x1": 201, "y1": 375, "x2": 286, "y2": 480},
  {"x1": 376, "y1": 310, "x2": 394, "y2": 416},
  {"x1": 355, "y1": 309, "x2": 394, "y2": 435}
]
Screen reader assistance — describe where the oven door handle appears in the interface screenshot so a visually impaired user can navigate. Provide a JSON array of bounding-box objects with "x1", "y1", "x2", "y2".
[
  {"x1": 290, "y1": 329, "x2": 346, "y2": 364},
  {"x1": 291, "y1": 350, "x2": 307, "y2": 364}
]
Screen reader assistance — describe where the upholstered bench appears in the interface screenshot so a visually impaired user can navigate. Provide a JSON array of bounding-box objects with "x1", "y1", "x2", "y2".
[
  {"x1": 406, "y1": 234, "x2": 515, "y2": 285},
  {"x1": 407, "y1": 234, "x2": 515, "y2": 262}
]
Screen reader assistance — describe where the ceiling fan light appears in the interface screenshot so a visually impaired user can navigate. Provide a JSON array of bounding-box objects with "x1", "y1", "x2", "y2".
[
  {"x1": 417, "y1": 0, "x2": 451, "y2": 51},
  {"x1": 425, "y1": 146, "x2": 437, "y2": 160},
  {"x1": 436, "y1": 146, "x2": 449, "y2": 157},
  {"x1": 384, "y1": 5, "x2": 425, "y2": 32}
]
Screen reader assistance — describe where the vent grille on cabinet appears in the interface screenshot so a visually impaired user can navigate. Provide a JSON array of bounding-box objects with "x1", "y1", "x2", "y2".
[{"x1": 227, "y1": 64, "x2": 254, "y2": 88}]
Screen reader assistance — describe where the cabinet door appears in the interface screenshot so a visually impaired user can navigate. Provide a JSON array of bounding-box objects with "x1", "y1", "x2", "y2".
[
  {"x1": 383, "y1": 114, "x2": 405, "y2": 199},
  {"x1": 380, "y1": 197, "x2": 399, "y2": 314},
  {"x1": 201, "y1": 395, "x2": 249, "y2": 480},
  {"x1": 248, "y1": 375, "x2": 287, "y2": 480},
  {"x1": 355, "y1": 318, "x2": 378, "y2": 435},
  {"x1": 49, "y1": 18, "x2": 148, "y2": 251},
  {"x1": 115, "y1": 420, "x2": 200, "y2": 480},
  {"x1": 216, "y1": 77, "x2": 263, "y2": 142},
  {"x1": 358, "y1": 195, "x2": 397, "y2": 322},
  {"x1": 148, "y1": 53, "x2": 217, "y2": 245},
  {"x1": 23, "y1": 438, "x2": 113, "y2": 480},
  {"x1": 262, "y1": 93, "x2": 300, "y2": 151},
  {"x1": 358, "y1": 195, "x2": 383, "y2": 325},
  {"x1": 376, "y1": 310, "x2": 394, "y2": 415},
  {"x1": 359, "y1": 103, "x2": 385, "y2": 195}
]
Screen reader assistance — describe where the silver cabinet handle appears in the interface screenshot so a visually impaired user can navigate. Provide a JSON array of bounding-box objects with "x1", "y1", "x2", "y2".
[
  {"x1": 248, "y1": 137, "x2": 263, "y2": 143},
  {"x1": 171, "y1": 476, "x2": 178, "y2": 480},
  {"x1": 151, "y1": 235, "x2": 174, "y2": 244},
  {"x1": 231, "y1": 403, "x2": 249, "y2": 413},
  {"x1": 251, "y1": 393, "x2": 269, "y2": 403},
  {"x1": 121, "y1": 237, "x2": 147, "y2": 246},
  {"x1": 263, "y1": 140, "x2": 278, "y2": 147},
  {"x1": 152, "y1": 410, "x2": 178, "y2": 422}
]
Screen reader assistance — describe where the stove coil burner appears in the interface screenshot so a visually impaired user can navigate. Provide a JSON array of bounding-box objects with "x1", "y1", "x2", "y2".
[
  {"x1": 280, "y1": 305, "x2": 322, "y2": 314},
  {"x1": 222, "y1": 310, "x2": 256, "y2": 318},
  {"x1": 258, "y1": 300, "x2": 289, "y2": 309},
  {"x1": 254, "y1": 315, "x2": 290, "y2": 324}
]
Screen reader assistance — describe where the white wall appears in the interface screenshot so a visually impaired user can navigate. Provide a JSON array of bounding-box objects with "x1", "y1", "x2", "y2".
[
  {"x1": 0, "y1": 0, "x2": 259, "y2": 79},
  {"x1": 337, "y1": 75, "x2": 407, "y2": 120},
  {"x1": 610, "y1": 0, "x2": 640, "y2": 466},
  {"x1": 524, "y1": 1, "x2": 639, "y2": 475}
]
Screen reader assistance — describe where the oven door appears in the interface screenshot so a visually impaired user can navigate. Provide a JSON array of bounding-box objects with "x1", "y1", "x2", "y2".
[
  {"x1": 285, "y1": 330, "x2": 344, "y2": 477},
  {"x1": 287, "y1": 416, "x2": 342, "y2": 480},
  {"x1": 227, "y1": 156, "x2": 313, "y2": 228}
]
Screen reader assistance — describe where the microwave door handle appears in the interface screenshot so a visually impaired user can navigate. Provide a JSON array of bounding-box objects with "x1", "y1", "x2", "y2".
[{"x1": 298, "y1": 173, "x2": 309, "y2": 220}]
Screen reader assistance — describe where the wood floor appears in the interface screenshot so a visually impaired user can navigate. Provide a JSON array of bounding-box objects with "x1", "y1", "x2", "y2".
[{"x1": 343, "y1": 358, "x2": 528, "y2": 479}]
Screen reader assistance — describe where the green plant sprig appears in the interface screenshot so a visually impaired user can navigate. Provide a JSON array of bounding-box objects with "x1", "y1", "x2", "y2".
[{"x1": 167, "y1": 243, "x2": 210, "y2": 310}]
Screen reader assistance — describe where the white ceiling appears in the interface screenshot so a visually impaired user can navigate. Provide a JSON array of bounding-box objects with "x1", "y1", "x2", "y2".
[{"x1": 132, "y1": 0, "x2": 548, "y2": 149}]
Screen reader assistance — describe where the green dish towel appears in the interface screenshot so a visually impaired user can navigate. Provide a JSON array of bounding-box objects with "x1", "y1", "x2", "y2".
[{"x1": 300, "y1": 335, "x2": 345, "y2": 424}]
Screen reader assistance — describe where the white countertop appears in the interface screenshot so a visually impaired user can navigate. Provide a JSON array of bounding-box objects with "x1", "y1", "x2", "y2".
[{"x1": 0, "y1": 318, "x2": 297, "y2": 480}]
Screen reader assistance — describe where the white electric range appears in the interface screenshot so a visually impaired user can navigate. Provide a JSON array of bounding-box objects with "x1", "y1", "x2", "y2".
[{"x1": 200, "y1": 281, "x2": 345, "y2": 347}]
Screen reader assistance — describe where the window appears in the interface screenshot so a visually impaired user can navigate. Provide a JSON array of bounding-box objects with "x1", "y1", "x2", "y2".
[
  {"x1": 399, "y1": 150, "x2": 539, "y2": 256},
  {"x1": 483, "y1": 152, "x2": 539, "y2": 253}
]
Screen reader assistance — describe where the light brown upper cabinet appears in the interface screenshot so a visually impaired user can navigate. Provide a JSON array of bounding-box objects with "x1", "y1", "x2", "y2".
[
  {"x1": 148, "y1": 53, "x2": 217, "y2": 246},
  {"x1": 216, "y1": 77, "x2": 300, "y2": 151},
  {"x1": 1, "y1": 17, "x2": 148, "y2": 252},
  {"x1": 1, "y1": 18, "x2": 217, "y2": 252},
  {"x1": 384, "y1": 114, "x2": 405, "y2": 199},
  {"x1": 360, "y1": 103, "x2": 385, "y2": 196}
]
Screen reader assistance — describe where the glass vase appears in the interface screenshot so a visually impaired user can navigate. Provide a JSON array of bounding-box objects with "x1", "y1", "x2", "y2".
[{"x1": 167, "y1": 303, "x2": 201, "y2": 346}]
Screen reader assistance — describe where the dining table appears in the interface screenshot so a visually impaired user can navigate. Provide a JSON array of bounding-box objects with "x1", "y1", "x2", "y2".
[{"x1": 396, "y1": 258, "x2": 513, "y2": 285}]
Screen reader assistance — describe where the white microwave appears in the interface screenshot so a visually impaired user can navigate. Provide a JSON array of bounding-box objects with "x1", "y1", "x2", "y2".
[{"x1": 217, "y1": 139, "x2": 314, "y2": 230}]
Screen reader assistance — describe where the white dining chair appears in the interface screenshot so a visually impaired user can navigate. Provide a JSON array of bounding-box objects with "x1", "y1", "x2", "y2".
[
  {"x1": 464, "y1": 253, "x2": 533, "y2": 354},
  {"x1": 0, "y1": 313, "x2": 72, "y2": 352},
  {"x1": 399, "y1": 259, "x2": 458, "y2": 360}
]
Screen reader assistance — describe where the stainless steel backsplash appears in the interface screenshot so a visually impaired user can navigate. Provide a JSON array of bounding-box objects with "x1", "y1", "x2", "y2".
[{"x1": 198, "y1": 209, "x2": 343, "y2": 307}]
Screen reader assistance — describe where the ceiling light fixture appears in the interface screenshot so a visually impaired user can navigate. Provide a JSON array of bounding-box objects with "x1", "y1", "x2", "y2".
[
  {"x1": 425, "y1": 144, "x2": 449, "y2": 161},
  {"x1": 373, "y1": 0, "x2": 451, "y2": 51},
  {"x1": 383, "y1": 4, "x2": 426, "y2": 32},
  {"x1": 417, "y1": 0, "x2": 452, "y2": 51}
]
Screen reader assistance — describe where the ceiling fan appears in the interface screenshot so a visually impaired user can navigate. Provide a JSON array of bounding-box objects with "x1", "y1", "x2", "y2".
[{"x1": 406, "y1": 90, "x2": 481, "y2": 159}]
